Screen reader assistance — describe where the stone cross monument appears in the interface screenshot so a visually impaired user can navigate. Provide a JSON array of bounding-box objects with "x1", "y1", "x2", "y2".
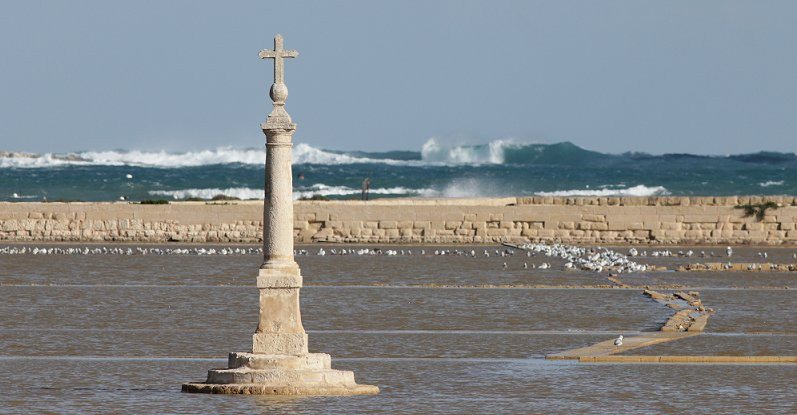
[{"x1": 183, "y1": 34, "x2": 378, "y2": 396}]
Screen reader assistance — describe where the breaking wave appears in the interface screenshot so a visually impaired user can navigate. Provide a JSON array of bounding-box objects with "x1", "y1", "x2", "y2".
[
  {"x1": 759, "y1": 180, "x2": 784, "y2": 187},
  {"x1": 149, "y1": 184, "x2": 433, "y2": 200},
  {"x1": 2, "y1": 140, "x2": 797, "y2": 168},
  {"x1": 535, "y1": 185, "x2": 669, "y2": 197}
]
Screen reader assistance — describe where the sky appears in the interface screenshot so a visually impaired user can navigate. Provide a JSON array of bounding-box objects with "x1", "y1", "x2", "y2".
[{"x1": 0, "y1": 0, "x2": 795, "y2": 155}]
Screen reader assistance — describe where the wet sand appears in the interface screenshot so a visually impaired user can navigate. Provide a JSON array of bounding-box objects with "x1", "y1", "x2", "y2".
[{"x1": 0, "y1": 244, "x2": 794, "y2": 413}]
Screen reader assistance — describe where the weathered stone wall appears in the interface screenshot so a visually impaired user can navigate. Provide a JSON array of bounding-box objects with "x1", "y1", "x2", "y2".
[{"x1": 1, "y1": 196, "x2": 796, "y2": 245}]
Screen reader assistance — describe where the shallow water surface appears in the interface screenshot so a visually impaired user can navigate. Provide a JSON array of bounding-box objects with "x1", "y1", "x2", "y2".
[{"x1": 0, "y1": 244, "x2": 794, "y2": 414}]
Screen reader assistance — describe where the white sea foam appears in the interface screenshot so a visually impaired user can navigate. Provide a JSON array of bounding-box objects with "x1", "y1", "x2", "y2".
[
  {"x1": 9, "y1": 193, "x2": 38, "y2": 199},
  {"x1": 535, "y1": 185, "x2": 669, "y2": 197},
  {"x1": 79, "y1": 148, "x2": 265, "y2": 167},
  {"x1": 0, "y1": 138, "x2": 576, "y2": 168},
  {"x1": 0, "y1": 144, "x2": 421, "y2": 168},
  {"x1": 759, "y1": 180, "x2": 784, "y2": 187},
  {"x1": 294, "y1": 183, "x2": 431, "y2": 199},
  {"x1": 0, "y1": 153, "x2": 90, "y2": 168},
  {"x1": 149, "y1": 184, "x2": 432, "y2": 200},
  {"x1": 149, "y1": 187, "x2": 264, "y2": 200}
]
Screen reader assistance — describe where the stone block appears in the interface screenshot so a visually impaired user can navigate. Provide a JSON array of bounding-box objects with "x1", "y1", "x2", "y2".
[
  {"x1": 559, "y1": 221, "x2": 575, "y2": 230},
  {"x1": 582, "y1": 214, "x2": 606, "y2": 222},
  {"x1": 397, "y1": 220, "x2": 414, "y2": 229},
  {"x1": 743, "y1": 222, "x2": 763, "y2": 231},
  {"x1": 1, "y1": 220, "x2": 18, "y2": 231},
  {"x1": 445, "y1": 221, "x2": 462, "y2": 230},
  {"x1": 413, "y1": 221, "x2": 431, "y2": 229}
]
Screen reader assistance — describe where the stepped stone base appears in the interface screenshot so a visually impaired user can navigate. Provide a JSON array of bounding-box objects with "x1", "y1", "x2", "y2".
[{"x1": 182, "y1": 352, "x2": 379, "y2": 396}]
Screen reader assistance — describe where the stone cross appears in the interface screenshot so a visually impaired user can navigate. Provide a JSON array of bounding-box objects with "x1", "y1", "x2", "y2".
[
  {"x1": 183, "y1": 34, "x2": 377, "y2": 395},
  {"x1": 258, "y1": 34, "x2": 298, "y2": 86},
  {"x1": 259, "y1": 34, "x2": 297, "y2": 127}
]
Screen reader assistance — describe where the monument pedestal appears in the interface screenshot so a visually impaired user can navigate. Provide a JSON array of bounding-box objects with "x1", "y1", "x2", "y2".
[
  {"x1": 183, "y1": 268, "x2": 378, "y2": 395},
  {"x1": 182, "y1": 352, "x2": 378, "y2": 395},
  {"x1": 183, "y1": 34, "x2": 377, "y2": 396}
]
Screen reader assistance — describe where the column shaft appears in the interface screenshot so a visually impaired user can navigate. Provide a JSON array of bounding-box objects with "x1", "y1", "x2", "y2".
[{"x1": 262, "y1": 130, "x2": 298, "y2": 274}]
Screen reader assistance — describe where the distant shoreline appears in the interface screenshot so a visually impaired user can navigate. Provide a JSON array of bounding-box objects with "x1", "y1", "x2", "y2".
[{"x1": 0, "y1": 196, "x2": 795, "y2": 245}]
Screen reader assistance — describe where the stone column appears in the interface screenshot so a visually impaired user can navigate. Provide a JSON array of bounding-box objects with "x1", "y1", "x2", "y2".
[
  {"x1": 183, "y1": 34, "x2": 377, "y2": 396},
  {"x1": 253, "y1": 78, "x2": 307, "y2": 356}
]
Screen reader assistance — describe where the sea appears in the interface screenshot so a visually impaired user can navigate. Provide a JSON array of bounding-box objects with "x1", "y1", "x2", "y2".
[{"x1": 1, "y1": 138, "x2": 796, "y2": 202}]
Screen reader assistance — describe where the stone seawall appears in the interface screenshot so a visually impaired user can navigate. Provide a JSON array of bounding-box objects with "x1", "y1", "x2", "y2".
[{"x1": 1, "y1": 196, "x2": 797, "y2": 245}]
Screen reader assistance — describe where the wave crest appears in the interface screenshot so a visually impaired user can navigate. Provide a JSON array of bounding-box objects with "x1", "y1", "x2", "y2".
[
  {"x1": 149, "y1": 184, "x2": 433, "y2": 200},
  {"x1": 535, "y1": 185, "x2": 669, "y2": 197},
  {"x1": 3, "y1": 139, "x2": 797, "y2": 169}
]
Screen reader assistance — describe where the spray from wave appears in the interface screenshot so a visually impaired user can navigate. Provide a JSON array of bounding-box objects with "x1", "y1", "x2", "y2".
[{"x1": 420, "y1": 137, "x2": 521, "y2": 164}]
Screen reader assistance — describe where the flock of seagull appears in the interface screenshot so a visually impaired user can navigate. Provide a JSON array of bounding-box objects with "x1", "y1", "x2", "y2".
[
  {"x1": 1, "y1": 244, "x2": 793, "y2": 273},
  {"x1": 0, "y1": 246, "x2": 263, "y2": 256},
  {"x1": 627, "y1": 246, "x2": 736, "y2": 258},
  {"x1": 0, "y1": 243, "x2": 642, "y2": 274}
]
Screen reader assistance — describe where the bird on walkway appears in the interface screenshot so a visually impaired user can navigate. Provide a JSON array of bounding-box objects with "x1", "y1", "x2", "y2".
[{"x1": 614, "y1": 335, "x2": 623, "y2": 346}]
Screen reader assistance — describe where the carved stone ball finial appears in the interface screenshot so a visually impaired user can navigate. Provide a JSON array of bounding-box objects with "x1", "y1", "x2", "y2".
[{"x1": 270, "y1": 82, "x2": 288, "y2": 105}]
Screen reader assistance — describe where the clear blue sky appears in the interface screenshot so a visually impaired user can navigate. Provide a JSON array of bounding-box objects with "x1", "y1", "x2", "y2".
[{"x1": 1, "y1": 0, "x2": 795, "y2": 155}]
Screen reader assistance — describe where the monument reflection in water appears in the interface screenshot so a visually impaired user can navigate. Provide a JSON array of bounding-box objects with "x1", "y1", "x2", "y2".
[{"x1": 181, "y1": 34, "x2": 378, "y2": 395}]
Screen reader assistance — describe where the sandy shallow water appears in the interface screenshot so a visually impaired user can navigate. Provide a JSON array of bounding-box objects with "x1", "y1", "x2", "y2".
[{"x1": 0, "y1": 244, "x2": 794, "y2": 414}]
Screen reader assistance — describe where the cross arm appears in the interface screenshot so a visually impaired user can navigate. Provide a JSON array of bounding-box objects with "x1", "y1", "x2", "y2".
[{"x1": 259, "y1": 50, "x2": 299, "y2": 59}]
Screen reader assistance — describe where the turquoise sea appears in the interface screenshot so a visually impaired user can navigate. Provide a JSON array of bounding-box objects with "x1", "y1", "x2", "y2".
[{"x1": 1, "y1": 140, "x2": 795, "y2": 201}]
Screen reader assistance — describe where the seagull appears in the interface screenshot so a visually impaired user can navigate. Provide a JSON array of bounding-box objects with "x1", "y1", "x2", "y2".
[
  {"x1": 614, "y1": 335, "x2": 623, "y2": 346},
  {"x1": 125, "y1": 174, "x2": 133, "y2": 179},
  {"x1": 726, "y1": 246, "x2": 733, "y2": 257}
]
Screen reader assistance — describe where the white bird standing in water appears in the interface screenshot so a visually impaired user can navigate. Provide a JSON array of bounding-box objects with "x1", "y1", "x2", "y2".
[
  {"x1": 726, "y1": 246, "x2": 733, "y2": 257},
  {"x1": 614, "y1": 335, "x2": 623, "y2": 346}
]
